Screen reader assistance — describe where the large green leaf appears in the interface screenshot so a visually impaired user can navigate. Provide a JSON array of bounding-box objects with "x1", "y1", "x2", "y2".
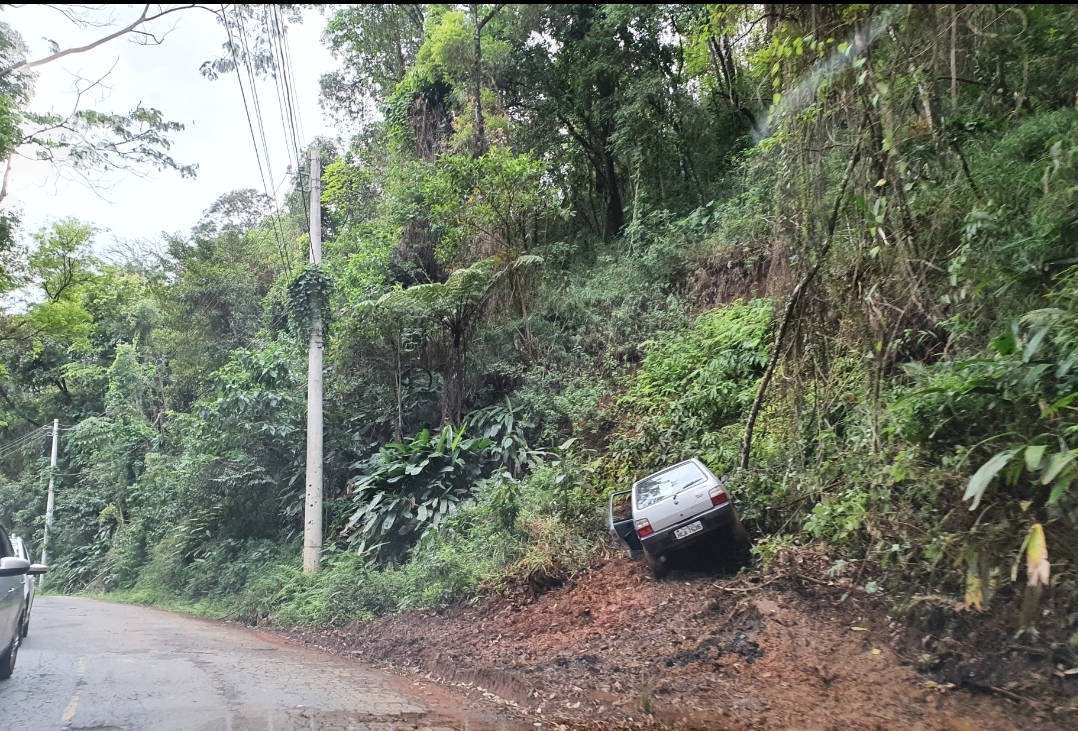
[
  {"x1": 963, "y1": 447, "x2": 1021, "y2": 510},
  {"x1": 1048, "y1": 473, "x2": 1075, "y2": 504},
  {"x1": 1021, "y1": 326, "x2": 1049, "y2": 362},
  {"x1": 1041, "y1": 448, "x2": 1078, "y2": 485},
  {"x1": 1024, "y1": 444, "x2": 1046, "y2": 472}
]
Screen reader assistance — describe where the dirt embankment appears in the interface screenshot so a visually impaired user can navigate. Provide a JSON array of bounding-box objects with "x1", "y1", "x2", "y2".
[{"x1": 276, "y1": 551, "x2": 1078, "y2": 731}]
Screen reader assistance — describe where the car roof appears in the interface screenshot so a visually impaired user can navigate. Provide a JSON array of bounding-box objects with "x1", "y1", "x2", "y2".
[{"x1": 631, "y1": 458, "x2": 704, "y2": 488}]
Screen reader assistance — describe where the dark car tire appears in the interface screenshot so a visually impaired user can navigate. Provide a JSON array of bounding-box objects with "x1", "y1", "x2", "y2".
[
  {"x1": 729, "y1": 511, "x2": 750, "y2": 545},
  {"x1": 0, "y1": 627, "x2": 19, "y2": 680},
  {"x1": 644, "y1": 549, "x2": 669, "y2": 579},
  {"x1": 19, "y1": 613, "x2": 29, "y2": 639},
  {"x1": 720, "y1": 513, "x2": 752, "y2": 571}
]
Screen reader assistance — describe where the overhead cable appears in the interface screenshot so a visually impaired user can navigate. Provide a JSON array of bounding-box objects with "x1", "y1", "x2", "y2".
[{"x1": 220, "y1": 4, "x2": 292, "y2": 278}]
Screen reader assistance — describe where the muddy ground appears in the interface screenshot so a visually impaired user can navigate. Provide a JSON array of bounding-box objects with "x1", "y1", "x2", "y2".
[{"x1": 275, "y1": 547, "x2": 1078, "y2": 730}]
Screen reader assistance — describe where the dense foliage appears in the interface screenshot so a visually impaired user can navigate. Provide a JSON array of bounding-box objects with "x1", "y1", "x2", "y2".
[{"x1": 1, "y1": 5, "x2": 1076, "y2": 639}]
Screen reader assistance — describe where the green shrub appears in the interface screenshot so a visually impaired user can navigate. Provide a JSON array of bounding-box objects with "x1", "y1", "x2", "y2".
[
  {"x1": 344, "y1": 423, "x2": 494, "y2": 559},
  {"x1": 113, "y1": 443, "x2": 607, "y2": 628},
  {"x1": 625, "y1": 298, "x2": 771, "y2": 414},
  {"x1": 608, "y1": 299, "x2": 771, "y2": 481}
]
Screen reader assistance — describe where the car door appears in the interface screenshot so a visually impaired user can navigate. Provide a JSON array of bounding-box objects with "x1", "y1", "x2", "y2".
[
  {"x1": 608, "y1": 490, "x2": 643, "y2": 553},
  {"x1": 0, "y1": 529, "x2": 19, "y2": 645},
  {"x1": 12, "y1": 537, "x2": 32, "y2": 623}
]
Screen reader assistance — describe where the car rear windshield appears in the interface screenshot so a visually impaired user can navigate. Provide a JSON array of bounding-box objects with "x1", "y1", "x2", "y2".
[{"x1": 634, "y1": 461, "x2": 708, "y2": 509}]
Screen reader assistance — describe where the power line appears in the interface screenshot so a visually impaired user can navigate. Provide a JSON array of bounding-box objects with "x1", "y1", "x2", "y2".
[
  {"x1": 0, "y1": 433, "x2": 47, "y2": 457},
  {"x1": 264, "y1": 6, "x2": 300, "y2": 175},
  {"x1": 237, "y1": 15, "x2": 278, "y2": 202},
  {"x1": 221, "y1": 4, "x2": 291, "y2": 278},
  {"x1": 237, "y1": 7, "x2": 298, "y2": 276},
  {"x1": 0, "y1": 427, "x2": 48, "y2": 460},
  {"x1": 237, "y1": 11, "x2": 294, "y2": 276},
  {"x1": 262, "y1": 8, "x2": 300, "y2": 272},
  {"x1": 279, "y1": 12, "x2": 306, "y2": 149},
  {"x1": 267, "y1": 5, "x2": 310, "y2": 253},
  {"x1": 0, "y1": 426, "x2": 49, "y2": 444},
  {"x1": 273, "y1": 5, "x2": 307, "y2": 167}
]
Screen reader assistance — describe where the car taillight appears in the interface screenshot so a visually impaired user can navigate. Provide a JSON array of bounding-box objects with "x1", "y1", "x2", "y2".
[
  {"x1": 634, "y1": 518, "x2": 653, "y2": 538},
  {"x1": 709, "y1": 485, "x2": 728, "y2": 506}
]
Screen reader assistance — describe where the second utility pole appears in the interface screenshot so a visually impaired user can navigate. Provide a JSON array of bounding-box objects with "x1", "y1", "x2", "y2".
[
  {"x1": 303, "y1": 146, "x2": 323, "y2": 573},
  {"x1": 40, "y1": 418, "x2": 58, "y2": 584}
]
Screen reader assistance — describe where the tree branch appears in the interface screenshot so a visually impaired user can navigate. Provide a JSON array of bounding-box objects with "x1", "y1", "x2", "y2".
[
  {"x1": 0, "y1": 382, "x2": 41, "y2": 427},
  {"x1": 738, "y1": 126, "x2": 864, "y2": 471},
  {"x1": 0, "y1": 150, "x2": 14, "y2": 206},
  {"x1": 0, "y1": 4, "x2": 219, "y2": 79},
  {"x1": 477, "y1": 4, "x2": 506, "y2": 32}
]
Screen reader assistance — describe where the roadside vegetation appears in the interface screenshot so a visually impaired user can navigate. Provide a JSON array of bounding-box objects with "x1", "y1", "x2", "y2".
[{"x1": 1, "y1": 4, "x2": 1077, "y2": 648}]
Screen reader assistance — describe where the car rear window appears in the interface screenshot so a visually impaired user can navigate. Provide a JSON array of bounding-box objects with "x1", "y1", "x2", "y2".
[{"x1": 634, "y1": 461, "x2": 708, "y2": 509}]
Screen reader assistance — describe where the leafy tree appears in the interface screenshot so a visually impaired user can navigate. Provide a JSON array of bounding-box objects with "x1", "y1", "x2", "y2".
[
  {"x1": 157, "y1": 190, "x2": 290, "y2": 406},
  {"x1": 397, "y1": 258, "x2": 496, "y2": 424},
  {"x1": 349, "y1": 289, "x2": 431, "y2": 442},
  {"x1": 321, "y1": 4, "x2": 428, "y2": 125}
]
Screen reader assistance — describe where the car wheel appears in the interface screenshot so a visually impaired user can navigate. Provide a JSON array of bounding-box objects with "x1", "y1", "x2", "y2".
[
  {"x1": 729, "y1": 511, "x2": 750, "y2": 546},
  {"x1": 19, "y1": 612, "x2": 29, "y2": 639},
  {"x1": 0, "y1": 627, "x2": 19, "y2": 680},
  {"x1": 644, "y1": 549, "x2": 669, "y2": 579},
  {"x1": 720, "y1": 514, "x2": 752, "y2": 571}
]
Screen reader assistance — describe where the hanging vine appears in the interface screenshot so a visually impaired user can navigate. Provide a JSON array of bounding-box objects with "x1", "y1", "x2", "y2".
[{"x1": 286, "y1": 264, "x2": 333, "y2": 337}]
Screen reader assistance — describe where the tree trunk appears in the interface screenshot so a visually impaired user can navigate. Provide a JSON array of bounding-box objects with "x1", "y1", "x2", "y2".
[
  {"x1": 738, "y1": 135, "x2": 863, "y2": 471},
  {"x1": 593, "y1": 70, "x2": 625, "y2": 240},
  {"x1": 471, "y1": 4, "x2": 486, "y2": 157},
  {"x1": 515, "y1": 269, "x2": 533, "y2": 356},
  {"x1": 441, "y1": 323, "x2": 467, "y2": 427},
  {"x1": 602, "y1": 146, "x2": 625, "y2": 239},
  {"x1": 0, "y1": 150, "x2": 13, "y2": 205},
  {"x1": 470, "y1": 4, "x2": 503, "y2": 157},
  {"x1": 394, "y1": 329, "x2": 404, "y2": 442}
]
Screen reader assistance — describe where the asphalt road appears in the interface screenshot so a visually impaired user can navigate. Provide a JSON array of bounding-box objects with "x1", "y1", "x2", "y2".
[{"x1": 0, "y1": 596, "x2": 469, "y2": 731}]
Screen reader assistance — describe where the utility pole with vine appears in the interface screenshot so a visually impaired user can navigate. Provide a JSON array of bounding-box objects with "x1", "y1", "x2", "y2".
[{"x1": 303, "y1": 147, "x2": 323, "y2": 573}]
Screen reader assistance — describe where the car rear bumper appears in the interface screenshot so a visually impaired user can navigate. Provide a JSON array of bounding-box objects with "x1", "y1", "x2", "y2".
[{"x1": 640, "y1": 502, "x2": 736, "y2": 556}]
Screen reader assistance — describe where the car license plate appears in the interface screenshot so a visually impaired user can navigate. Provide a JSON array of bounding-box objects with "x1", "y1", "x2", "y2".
[{"x1": 674, "y1": 521, "x2": 703, "y2": 540}]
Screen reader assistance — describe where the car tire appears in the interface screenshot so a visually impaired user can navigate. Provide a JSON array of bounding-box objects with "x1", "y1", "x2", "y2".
[
  {"x1": 19, "y1": 613, "x2": 28, "y2": 639},
  {"x1": 644, "y1": 549, "x2": 669, "y2": 579},
  {"x1": 729, "y1": 511, "x2": 750, "y2": 545},
  {"x1": 0, "y1": 628, "x2": 19, "y2": 681},
  {"x1": 720, "y1": 513, "x2": 752, "y2": 571}
]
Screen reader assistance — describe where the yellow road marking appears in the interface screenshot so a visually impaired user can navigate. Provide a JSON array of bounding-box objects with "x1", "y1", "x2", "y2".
[
  {"x1": 61, "y1": 694, "x2": 79, "y2": 722},
  {"x1": 63, "y1": 657, "x2": 86, "y2": 723}
]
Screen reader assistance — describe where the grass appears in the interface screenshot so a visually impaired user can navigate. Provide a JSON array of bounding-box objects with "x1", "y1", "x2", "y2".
[{"x1": 93, "y1": 462, "x2": 607, "y2": 628}]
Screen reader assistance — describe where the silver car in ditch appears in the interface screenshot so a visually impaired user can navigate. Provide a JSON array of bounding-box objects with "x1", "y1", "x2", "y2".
[{"x1": 608, "y1": 458, "x2": 747, "y2": 577}]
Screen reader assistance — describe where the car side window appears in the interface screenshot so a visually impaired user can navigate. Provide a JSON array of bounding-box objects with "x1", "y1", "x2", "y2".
[
  {"x1": 0, "y1": 529, "x2": 13, "y2": 558},
  {"x1": 610, "y1": 491, "x2": 633, "y2": 522}
]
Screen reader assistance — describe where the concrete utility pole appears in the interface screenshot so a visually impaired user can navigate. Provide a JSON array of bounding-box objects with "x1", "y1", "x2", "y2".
[
  {"x1": 303, "y1": 147, "x2": 323, "y2": 573},
  {"x1": 40, "y1": 418, "x2": 59, "y2": 582}
]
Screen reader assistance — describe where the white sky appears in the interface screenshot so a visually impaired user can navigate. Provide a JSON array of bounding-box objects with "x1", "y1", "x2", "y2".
[{"x1": 0, "y1": 5, "x2": 337, "y2": 247}]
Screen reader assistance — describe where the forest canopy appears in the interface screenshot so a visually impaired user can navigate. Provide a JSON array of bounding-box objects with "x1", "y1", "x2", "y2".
[{"x1": 0, "y1": 4, "x2": 1076, "y2": 634}]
